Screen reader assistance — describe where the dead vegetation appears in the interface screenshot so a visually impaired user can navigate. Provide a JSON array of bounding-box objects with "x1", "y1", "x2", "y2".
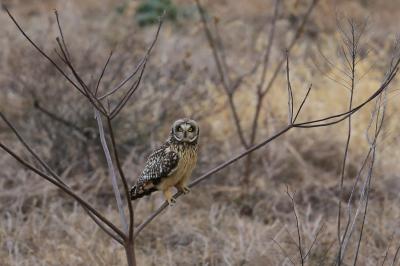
[{"x1": 1, "y1": 0, "x2": 400, "y2": 265}]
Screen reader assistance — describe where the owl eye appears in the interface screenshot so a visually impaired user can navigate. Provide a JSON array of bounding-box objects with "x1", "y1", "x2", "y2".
[
  {"x1": 188, "y1": 127, "x2": 193, "y2": 132},
  {"x1": 177, "y1": 127, "x2": 183, "y2": 132}
]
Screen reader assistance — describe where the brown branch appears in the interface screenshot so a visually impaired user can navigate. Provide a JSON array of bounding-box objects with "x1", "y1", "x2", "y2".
[
  {"x1": 134, "y1": 45, "x2": 399, "y2": 238},
  {"x1": 134, "y1": 125, "x2": 293, "y2": 237},
  {"x1": 293, "y1": 84, "x2": 312, "y2": 123},
  {"x1": 286, "y1": 53, "x2": 295, "y2": 124},
  {"x1": 195, "y1": 0, "x2": 249, "y2": 148},
  {"x1": 110, "y1": 69, "x2": 144, "y2": 119},
  {"x1": 293, "y1": 60, "x2": 398, "y2": 128},
  {"x1": 106, "y1": 117, "x2": 134, "y2": 240},
  {"x1": 33, "y1": 99, "x2": 91, "y2": 140},
  {"x1": 286, "y1": 185, "x2": 304, "y2": 265},
  {"x1": 260, "y1": 0, "x2": 319, "y2": 97},
  {"x1": 0, "y1": 112, "x2": 125, "y2": 244},
  {"x1": 352, "y1": 92, "x2": 386, "y2": 265},
  {"x1": 337, "y1": 20, "x2": 357, "y2": 266},
  {"x1": 250, "y1": 0, "x2": 318, "y2": 147},
  {"x1": 3, "y1": 6, "x2": 165, "y2": 266},
  {"x1": 271, "y1": 237, "x2": 296, "y2": 265},
  {"x1": 54, "y1": 10, "x2": 71, "y2": 61},
  {"x1": 3, "y1": 6, "x2": 85, "y2": 97},
  {"x1": 95, "y1": 111, "x2": 128, "y2": 233},
  {"x1": 0, "y1": 141, "x2": 125, "y2": 239},
  {"x1": 392, "y1": 243, "x2": 400, "y2": 266},
  {"x1": 98, "y1": 14, "x2": 163, "y2": 102},
  {"x1": 98, "y1": 58, "x2": 145, "y2": 101},
  {"x1": 258, "y1": 0, "x2": 280, "y2": 93},
  {"x1": 303, "y1": 223, "x2": 325, "y2": 261},
  {"x1": 380, "y1": 235, "x2": 394, "y2": 266},
  {"x1": 95, "y1": 50, "x2": 113, "y2": 97},
  {"x1": 54, "y1": 37, "x2": 107, "y2": 115}
]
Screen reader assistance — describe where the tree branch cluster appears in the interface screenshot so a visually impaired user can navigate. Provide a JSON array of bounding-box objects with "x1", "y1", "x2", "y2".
[{"x1": 1, "y1": 2, "x2": 399, "y2": 265}]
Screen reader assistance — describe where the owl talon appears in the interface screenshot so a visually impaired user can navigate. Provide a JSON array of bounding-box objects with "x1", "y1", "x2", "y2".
[
  {"x1": 167, "y1": 197, "x2": 176, "y2": 206},
  {"x1": 182, "y1": 186, "x2": 191, "y2": 194},
  {"x1": 176, "y1": 185, "x2": 191, "y2": 194}
]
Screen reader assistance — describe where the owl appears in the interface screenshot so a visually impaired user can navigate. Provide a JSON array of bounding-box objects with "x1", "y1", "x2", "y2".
[{"x1": 130, "y1": 118, "x2": 199, "y2": 205}]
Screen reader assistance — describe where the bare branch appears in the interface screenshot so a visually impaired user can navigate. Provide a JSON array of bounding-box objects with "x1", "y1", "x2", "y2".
[
  {"x1": 286, "y1": 53, "x2": 294, "y2": 124},
  {"x1": 271, "y1": 237, "x2": 296, "y2": 265},
  {"x1": 95, "y1": 110, "x2": 128, "y2": 233},
  {"x1": 33, "y1": 99, "x2": 91, "y2": 140},
  {"x1": 110, "y1": 69, "x2": 144, "y2": 119},
  {"x1": 380, "y1": 234, "x2": 394, "y2": 266},
  {"x1": 54, "y1": 10, "x2": 71, "y2": 61},
  {"x1": 95, "y1": 51, "x2": 113, "y2": 97},
  {"x1": 258, "y1": 0, "x2": 280, "y2": 91},
  {"x1": 195, "y1": 0, "x2": 249, "y2": 148},
  {"x1": 293, "y1": 84, "x2": 312, "y2": 123},
  {"x1": 0, "y1": 141, "x2": 125, "y2": 239},
  {"x1": 286, "y1": 185, "x2": 304, "y2": 265},
  {"x1": 392, "y1": 243, "x2": 400, "y2": 266},
  {"x1": 134, "y1": 125, "x2": 292, "y2": 237},
  {"x1": 3, "y1": 6, "x2": 85, "y2": 97},
  {"x1": 106, "y1": 117, "x2": 134, "y2": 240},
  {"x1": 98, "y1": 15, "x2": 163, "y2": 101},
  {"x1": 249, "y1": 0, "x2": 319, "y2": 146},
  {"x1": 260, "y1": 0, "x2": 319, "y2": 96},
  {"x1": 0, "y1": 111, "x2": 125, "y2": 243},
  {"x1": 303, "y1": 223, "x2": 325, "y2": 261},
  {"x1": 337, "y1": 19, "x2": 358, "y2": 265},
  {"x1": 353, "y1": 92, "x2": 386, "y2": 265},
  {"x1": 134, "y1": 47, "x2": 399, "y2": 237}
]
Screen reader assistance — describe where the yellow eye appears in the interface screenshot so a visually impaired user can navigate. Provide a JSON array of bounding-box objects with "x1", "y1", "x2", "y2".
[
  {"x1": 177, "y1": 127, "x2": 183, "y2": 132},
  {"x1": 188, "y1": 127, "x2": 193, "y2": 132}
]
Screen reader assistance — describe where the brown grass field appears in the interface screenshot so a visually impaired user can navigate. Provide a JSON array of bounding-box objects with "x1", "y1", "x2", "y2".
[{"x1": 1, "y1": 0, "x2": 400, "y2": 265}]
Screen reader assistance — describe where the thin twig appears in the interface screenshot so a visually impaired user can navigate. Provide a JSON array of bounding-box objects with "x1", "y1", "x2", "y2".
[
  {"x1": 271, "y1": 238, "x2": 296, "y2": 265},
  {"x1": 286, "y1": 53, "x2": 294, "y2": 124},
  {"x1": 95, "y1": 51, "x2": 113, "y2": 97},
  {"x1": 391, "y1": 243, "x2": 400, "y2": 266},
  {"x1": 337, "y1": 20, "x2": 357, "y2": 266},
  {"x1": 303, "y1": 223, "x2": 325, "y2": 261},
  {"x1": 293, "y1": 85, "x2": 312, "y2": 123},
  {"x1": 98, "y1": 15, "x2": 163, "y2": 101},
  {"x1": 33, "y1": 99, "x2": 90, "y2": 140},
  {"x1": 381, "y1": 234, "x2": 394, "y2": 266},
  {"x1": 286, "y1": 185, "x2": 304, "y2": 265},
  {"x1": 54, "y1": 10, "x2": 71, "y2": 61}
]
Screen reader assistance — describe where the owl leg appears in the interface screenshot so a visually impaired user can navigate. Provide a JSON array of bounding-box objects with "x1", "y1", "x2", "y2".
[
  {"x1": 175, "y1": 181, "x2": 191, "y2": 194},
  {"x1": 163, "y1": 187, "x2": 176, "y2": 206},
  {"x1": 176, "y1": 172, "x2": 192, "y2": 194}
]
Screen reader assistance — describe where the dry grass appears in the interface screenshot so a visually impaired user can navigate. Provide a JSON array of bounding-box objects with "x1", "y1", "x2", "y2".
[{"x1": 1, "y1": 0, "x2": 400, "y2": 265}]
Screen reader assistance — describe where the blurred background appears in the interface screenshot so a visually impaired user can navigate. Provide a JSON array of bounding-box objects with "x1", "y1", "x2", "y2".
[{"x1": 0, "y1": 0, "x2": 400, "y2": 265}]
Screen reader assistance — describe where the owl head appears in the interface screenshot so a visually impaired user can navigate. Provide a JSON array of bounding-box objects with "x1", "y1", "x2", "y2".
[{"x1": 170, "y1": 118, "x2": 199, "y2": 144}]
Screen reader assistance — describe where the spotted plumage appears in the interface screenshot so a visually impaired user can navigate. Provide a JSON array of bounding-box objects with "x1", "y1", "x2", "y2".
[{"x1": 130, "y1": 118, "x2": 199, "y2": 205}]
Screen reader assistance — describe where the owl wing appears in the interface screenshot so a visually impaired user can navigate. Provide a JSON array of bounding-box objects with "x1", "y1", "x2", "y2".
[
  {"x1": 140, "y1": 146, "x2": 179, "y2": 184},
  {"x1": 131, "y1": 145, "x2": 179, "y2": 199}
]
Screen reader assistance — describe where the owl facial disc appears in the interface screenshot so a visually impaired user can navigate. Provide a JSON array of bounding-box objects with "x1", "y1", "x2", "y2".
[{"x1": 172, "y1": 118, "x2": 199, "y2": 143}]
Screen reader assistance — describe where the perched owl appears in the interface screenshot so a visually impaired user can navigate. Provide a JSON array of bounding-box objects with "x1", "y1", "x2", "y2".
[{"x1": 130, "y1": 118, "x2": 199, "y2": 205}]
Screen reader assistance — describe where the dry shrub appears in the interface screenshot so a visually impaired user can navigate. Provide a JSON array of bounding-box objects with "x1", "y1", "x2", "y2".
[{"x1": 1, "y1": 0, "x2": 400, "y2": 265}]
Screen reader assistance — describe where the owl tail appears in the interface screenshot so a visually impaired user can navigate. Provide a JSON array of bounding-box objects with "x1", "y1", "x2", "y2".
[{"x1": 130, "y1": 184, "x2": 157, "y2": 200}]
